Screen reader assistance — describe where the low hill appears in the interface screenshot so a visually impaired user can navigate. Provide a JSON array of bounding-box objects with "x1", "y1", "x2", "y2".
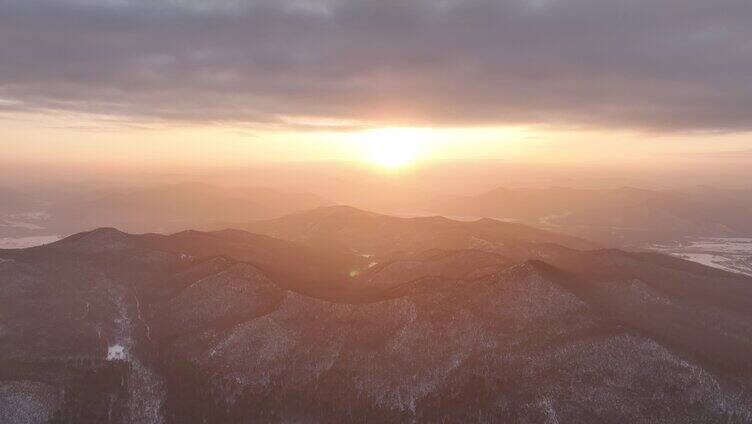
[{"x1": 244, "y1": 205, "x2": 596, "y2": 256}]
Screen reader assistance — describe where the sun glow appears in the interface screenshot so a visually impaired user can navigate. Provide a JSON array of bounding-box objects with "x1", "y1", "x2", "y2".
[
  {"x1": 360, "y1": 128, "x2": 428, "y2": 169},
  {"x1": 369, "y1": 140, "x2": 417, "y2": 168}
]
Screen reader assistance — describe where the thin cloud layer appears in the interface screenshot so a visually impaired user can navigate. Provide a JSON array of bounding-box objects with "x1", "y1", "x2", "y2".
[{"x1": 1, "y1": 0, "x2": 751, "y2": 131}]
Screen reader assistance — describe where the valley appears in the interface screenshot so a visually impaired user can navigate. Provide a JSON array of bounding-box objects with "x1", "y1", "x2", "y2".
[{"x1": 648, "y1": 237, "x2": 752, "y2": 277}]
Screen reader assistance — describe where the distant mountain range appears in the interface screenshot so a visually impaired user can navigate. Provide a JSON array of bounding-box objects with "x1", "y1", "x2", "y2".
[
  {"x1": 57, "y1": 183, "x2": 333, "y2": 233},
  {"x1": 2, "y1": 206, "x2": 752, "y2": 422},
  {"x1": 6, "y1": 182, "x2": 752, "y2": 249},
  {"x1": 0, "y1": 183, "x2": 332, "y2": 241},
  {"x1": 428, "y1": 186, "x2": 752, "y2": 245}
]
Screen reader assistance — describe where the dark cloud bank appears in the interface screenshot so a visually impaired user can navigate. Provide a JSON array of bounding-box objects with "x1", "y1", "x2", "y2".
[{"x1": 1, "y1": 0, "x2": 751, "y2": 131}]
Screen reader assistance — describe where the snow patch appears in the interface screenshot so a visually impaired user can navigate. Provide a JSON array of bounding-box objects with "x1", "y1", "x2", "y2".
[
  {"x1": 1, "y1": 220, "x2": 45, "y2": 230},
  {"x1": 107, "y1": 344, "x2": 127, "y2": 361},
  {"x1": 648, "y1": 237, "x2": 752, "y2": 277},
  {"x1": 0, "y1": 235, "x2": 62, "y2": 249}
]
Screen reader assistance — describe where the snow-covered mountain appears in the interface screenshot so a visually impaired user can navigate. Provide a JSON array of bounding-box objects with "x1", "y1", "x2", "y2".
[{"x1": 2, "y1": 209, "x2": 752, "y2": 423}]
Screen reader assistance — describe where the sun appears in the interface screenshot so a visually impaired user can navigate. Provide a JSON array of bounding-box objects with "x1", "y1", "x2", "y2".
[
  {"x1": 369, "y1": 139, "x2": 416, "y2": 168},
  {"x1": 360, "y1": 128, "x2": 426, "y2": 169}
]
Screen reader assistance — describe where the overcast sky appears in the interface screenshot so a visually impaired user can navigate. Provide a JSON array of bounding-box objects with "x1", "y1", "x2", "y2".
[
  {"x1": 2, "y1": 0, "x2": 751, "y2": 130},
  {"x1": 1, "y1": 0, "x2": 751, "y2": 167}
]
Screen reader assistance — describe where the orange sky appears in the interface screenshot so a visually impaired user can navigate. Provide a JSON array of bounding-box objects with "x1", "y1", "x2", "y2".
[{"x1": 3, "y1": 110, "x2": 751, "y2": 172}]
